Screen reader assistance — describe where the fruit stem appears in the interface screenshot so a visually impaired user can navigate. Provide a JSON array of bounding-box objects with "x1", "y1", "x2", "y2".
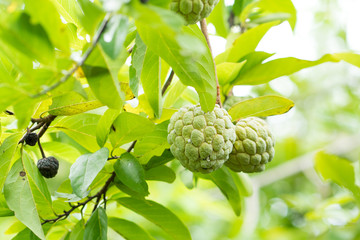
[
  {"x1": 38, "y1": 139, "x2": 46, "y2": 159},
  {"x1": 200, "y1": 19, "x2": 222, "y2": 108}
]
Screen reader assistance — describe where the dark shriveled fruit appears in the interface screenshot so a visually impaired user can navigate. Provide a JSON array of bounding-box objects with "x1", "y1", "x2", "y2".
[
  {"x1": 37, "y1": 156, "x2": 59, "y2": 178},
  {"x1": 25, "y1": 132, "x2": 38, "y2": 146}
]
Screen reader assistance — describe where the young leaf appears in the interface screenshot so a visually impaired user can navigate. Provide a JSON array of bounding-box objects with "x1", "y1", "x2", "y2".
[
  {"x1": 129, "y1": 34, "x2": 147, "y2": 98},
  {"x1": 215, "y1": 21, "x2": 279, "y2": 64},
  {"x1": 197, "y1": 167, "x2": 242, "y2": 216},
  {"x1": 207, "y1": 0, "x2": 229, "y2": 38},
  {"x1": 4, "y1": 159, "x2": 45, "y2": 240},
  {"x1": 134, "y1": 4, "x2": 216, "y2": 112},
  {"x1": 144, "y1": 149, "x2": 174, "y2": 170},
  {"x1": 68, "y1": 219, "x2": 85, "y2": 240},
  {"x1": 315, "y1": 151, "x2": 360, "y2": 201},
  {"x1": 0, "y1": 194, "x2": 13, "y2": 217},
  {"x1": 96, "y1": 108, "x2": 121, "y2": 148},
  {"x1": 108, "y1": 217, "x2": 155, "y2": 240},
  {"x1": 217, "y1": 61, "x2": 246, "y2": 86},
  {"x1": 116, "y1": 197, "x2": 192, "y2": 240},
  {"x1": 114, "y1": 152, "x2": 149, "y2": 196},
  {"x1": 109, "y1": 112, "x2": 155, "y2": 148},
  {"x1": 228, "y1": 95, "x2": 294, "y2": 120},
  {"x1": 84, "y1": 207, "x2": 108, "y2": 240},
  {"x1": 99, "y1": 14, "x2": 128, "y2": 60},
  {"x1": 69, "y1": 148, "x2": 109, "y2": 198},
  {"x1": 0, "y1": 133, "x2": 22, "y2": 191},
  {"x1": 77, "y1": 0, "x2": 105, "y2": 35}
]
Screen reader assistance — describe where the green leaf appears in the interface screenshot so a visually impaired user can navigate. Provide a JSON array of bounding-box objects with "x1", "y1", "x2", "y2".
[
  {"x1": 229, "y1": 171, "x2": 253, "y2": 197},
  {"x1": 84, "y1": 207, "x2": 107, "y2": 240},
  {"x1": 134, "y1": 121, "x2": 169, "y2": 164},
  {"x1": 257, "y1": 0, "x2": 297, "y2": 30},
  {"x1": 315, "y1": 151, "x2": 360, "y2": 201},
  {"x1": 228, "y1": 95, "x2": 294, "y2": 120},
  {"x1": 21, "y1": 152, "x2": 54, "y2": 219},
  {"x1": 24, "y1": 0, "x2": 70, "y2": 54},
  {"x1": 49, "y1": 0, "x2": 82, "y2": 28},
  {"x1": 197, "y1": 167, "x2": 242, "y2": 216},
  {"x1": 215, "y1": 21, "x2": 279, "y2": 64},
  {"x1": 68, "y1": 219, "x2": 85, "y2": 240},
  {"x1": 48, "y1": 90, "x2": 103, "y2": 116},
  {"x1": 0, "y1": 12, "x2": 55, "y2": 67},
  {"x1": 0, "y1": 85, "x2": 27, "y2": 113},
  {"x1": 144, "y1": 149, "x2": 174, "y2": 170},
  {"x1": 69, "y1": 148, "x2": 109, "y2": 197},
  {"x1": 99, "y1": 14, "x2": 128, "y2": 60},
  {"x1": 116, "y1": 197, "x2": 192, "y2": 240},
  {"x1": 53, "y1": 113, "x2": 101, "y2": 151},
  {"x1": 141, "y1": 47, "x2": 162, "y2": 118},
  {"x1": 207, "y1": 0, "x2": 229, "y2": 38},
  {"x1": 109, "y1": 112, "x2": 155, "y2": 148},
  {"x1": 145, "y1": 165, "x2": 176, "y2": 183},
  {"x1": 108, "y1": 217, "x2": 155, "y2": 240},
  {"x1": 129, "y1": 34, "x2": 147, "y2": 98},
  {"x1": 217, "y1": 61, "x2": 246, "y2": 86},
  {"x1": 4, "y1": 159, "x2": 45, "y2": 240},
  {"x1": 77, "y1": 0, "x2": 105, "y2": 35},
  {"x1": 135, "y1": 4, "x2": 216, "y2": 112},
  {"x1": 163, "y1": 78, "x2": 187, "y2": 108},
  {"x1": 83, "y1": 65, "x2": 124, "y2": 109},
  {"x1": 13, "y1": 98, "x2": 38, "y2": 129},
  {"x1": 0, "y1": 194, "x2": 13, "y2": 217},
  {"x1": 114, "y1": 152, "x2": 149, "y2": 196},
  {"x1": 0, "y1": 133, "x2": 22, "y2": 191},
  {"x1": 40, "y1": 141, "x2": 82, "y2": 164},
  {"x1": 96, "y1": 108, "x2": 121, "y2": 148},
  {"x1": 232, "y1": 53, "x2": 360, "y2": 85}
]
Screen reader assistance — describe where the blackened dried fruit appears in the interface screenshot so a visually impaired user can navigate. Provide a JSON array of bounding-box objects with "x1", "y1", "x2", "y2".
[
  {"x1": 37, "y1": 156, "x2": 59, "y2": 178},
  {"x1": 25, "y1": 132, "x2": 38, "y2": 146}
]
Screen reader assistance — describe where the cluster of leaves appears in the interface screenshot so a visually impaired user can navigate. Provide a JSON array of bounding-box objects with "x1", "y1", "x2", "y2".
[{"x1": 0, "y1": 0, "x2": 360, "y2": 239}]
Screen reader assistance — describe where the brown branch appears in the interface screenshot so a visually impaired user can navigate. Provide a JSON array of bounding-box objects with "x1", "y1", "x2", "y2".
[
  {"x1": 200, "y1": 19, "x2": 222, "y2": 107},
  {"x1": 31, "y1": 13, "x2": 112, "y2": 98},
  {"x1": 42, "y1": 140, "x2": 137, "y2": 225},
  {"x1": 161, "y1": 69, "x2": 175, "y2": 96}
]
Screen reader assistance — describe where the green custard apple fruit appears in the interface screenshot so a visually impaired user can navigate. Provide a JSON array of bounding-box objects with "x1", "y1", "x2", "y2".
[
  {"x1": 37, "y1": 156, "x2": 59, "y2": 178},
  {"x1": 170, "y1": 0, "x2": 219, "y2": 25},
  {"x1": 168, "y1": 104, "x2": 236, "y2": 173},
  {"x1": 226, "y1": 117, "x2": 275, "y2": 173}
]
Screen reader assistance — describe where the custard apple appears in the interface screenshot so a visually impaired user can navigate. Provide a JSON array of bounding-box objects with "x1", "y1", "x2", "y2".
[
  {"x1": 170, "y1": 0, "x2": 219, "y2": 25},
  {"x1": 37, "y1": 156, "x2": 59, "y2": 178},
  {"x1": 167, "y1": 104, "x2": 236, "y2": 173},
  {"x1": 225, "y1": 117, "x2": 275, "y2": 173},
  {"x1": 25, "y1": 132, "x2": 38, "y2": 146}
]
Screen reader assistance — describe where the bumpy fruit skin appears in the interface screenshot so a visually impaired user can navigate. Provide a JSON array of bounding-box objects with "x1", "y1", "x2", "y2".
[
  {"x1": 167, "y1": 104, "x2": 236, "y2": 173},
  {"x1": 170, "y1": 0, "x2": 219, "y2": 25},
  {"x1": 225, "y1": 117, "x2": 275, "y2": 173},
  {"x1": 25, "y1": 132, "x2": 38, "y2": 146},
  {"x1": 37, "y1": 156, "x2": 59, "y2": 178}
]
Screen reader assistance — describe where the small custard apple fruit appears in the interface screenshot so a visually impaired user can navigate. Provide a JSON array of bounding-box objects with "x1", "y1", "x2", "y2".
[
  {"x1": 167, "y1": 104, "x2": 236, "y2": 173},
  {"x1": 170, "y1": 0, "x2": 219, "y2": 25},
  {"x1": 37, "y1": 156, "x2": 59, "y2": 178},
  {"x1": 25, "y1": 132, "x2": 38, "y2": 146},
  {"x1": 225, "y1": 117, "x2": 275, "y2": 173}
]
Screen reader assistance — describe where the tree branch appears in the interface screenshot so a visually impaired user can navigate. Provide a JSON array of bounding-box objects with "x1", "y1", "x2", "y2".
[
  {"x1": 200, "y1": 19, "x2": 222, "y2": 107},
  {"x1": 161, "y1": 69, "x2": 174, "y2": 96},
  {"x1": 31, "y1": 13, "x2": 112, "y2": 98}
]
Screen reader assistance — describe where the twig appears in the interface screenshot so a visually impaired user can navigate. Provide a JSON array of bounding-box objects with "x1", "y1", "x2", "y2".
[
  {"x1": 31, "y1": 13, "x2": 112, "y2": 98},
  {"x1": 42, "y1": 140, "x2": 137, "y2": 224},
  {"x1": 37, "y1": 139, "x2": 46, "y2": 159},
  {"x1": 4, "y1": 110, "x2": 14, "y2": 115},
  {"x1": 200, "y1": 19, "x2": 222, "y2": 107},
  {"x1": 161, "y1": 69, "x2": 175, "y2": 96}
]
